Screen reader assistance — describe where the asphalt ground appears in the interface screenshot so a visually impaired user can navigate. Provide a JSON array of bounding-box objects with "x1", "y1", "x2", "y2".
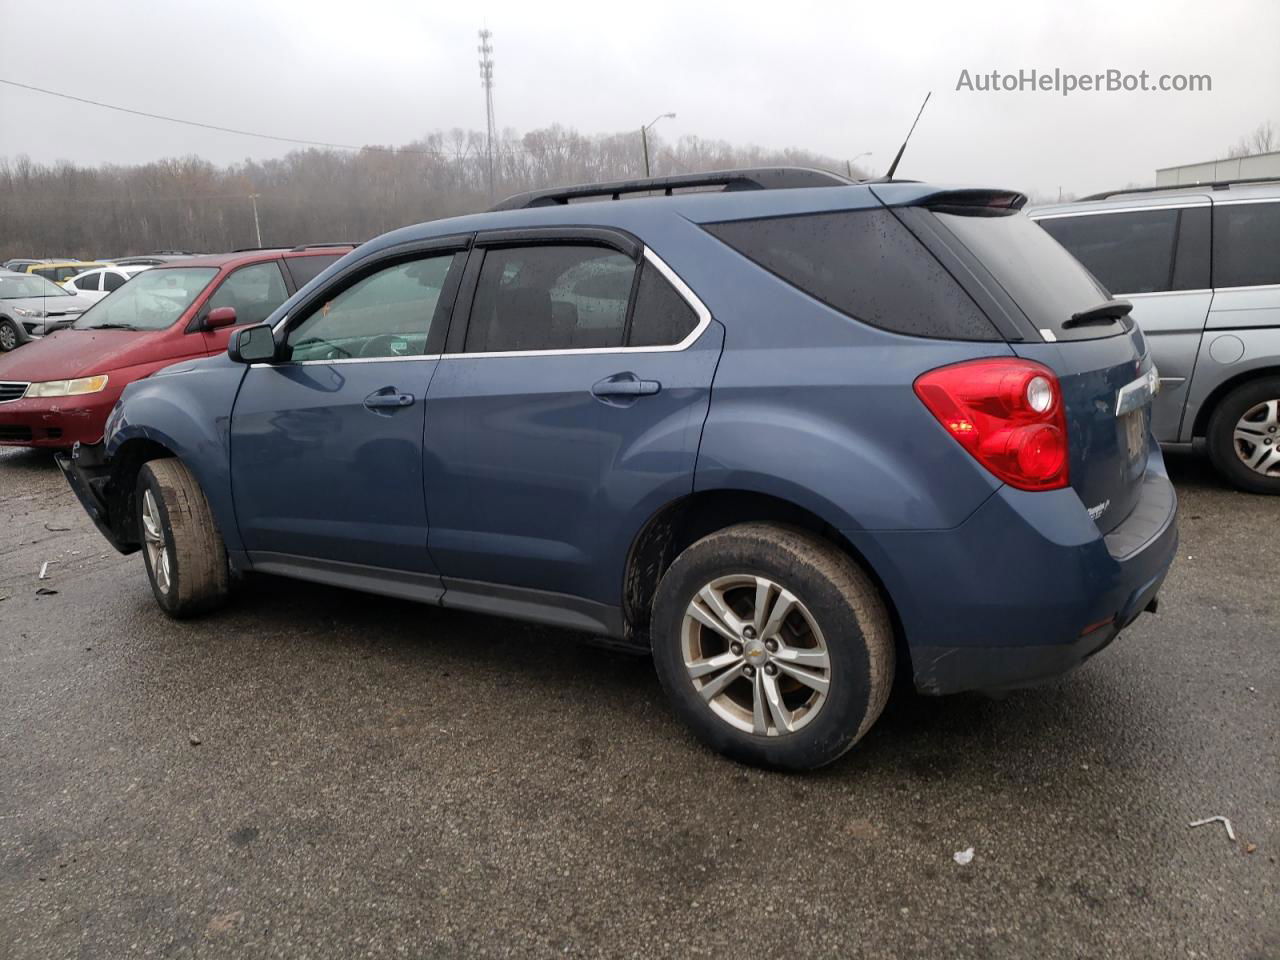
[{"x1": 0, "y1": 445, "x2": 1276, "y2": 959}]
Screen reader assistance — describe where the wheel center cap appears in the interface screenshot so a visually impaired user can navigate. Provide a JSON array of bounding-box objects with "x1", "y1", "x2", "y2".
[{"x1": 743, "y1": 639, "x2": 767, "y2": 663}]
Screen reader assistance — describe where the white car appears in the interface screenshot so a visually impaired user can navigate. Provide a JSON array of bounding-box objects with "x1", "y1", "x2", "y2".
[{"x1": 62, "y1": 264, "x2": 153, "y2": 303}]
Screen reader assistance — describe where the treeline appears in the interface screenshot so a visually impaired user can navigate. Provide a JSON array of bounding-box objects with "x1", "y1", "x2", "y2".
[{"x1": 0, "y1": 127, "x2": 857, "y2": 259}]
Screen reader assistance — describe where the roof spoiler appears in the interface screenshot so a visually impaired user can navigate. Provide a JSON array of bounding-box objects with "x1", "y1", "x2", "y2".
[{"x1": 911, "y1": 189, "x2": 1028, "y2": 214}]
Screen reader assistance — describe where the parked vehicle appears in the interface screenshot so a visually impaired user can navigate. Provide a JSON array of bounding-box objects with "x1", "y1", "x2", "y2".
[
  {"x1": 21, "y1": 260, "x2": 110, "y2": 284},
  {"x1": 1029, "y1": 179, "x2": 1280, "y2": 493},
  {"x1": 3, "y1": 258, "x2": 50, "y2": 272},
  {"x1": 63, "y1": 264, "x2": 154, "y2": 302},
  {"x1": 0, "y1": 245, "x2": 351, "y2": 447},
  {"x1": 0, "y1": 271, "x2": 97, "y2": 351},
  {"x1": 58, "y1": 169, "x2": 1176, "y2": 771}
]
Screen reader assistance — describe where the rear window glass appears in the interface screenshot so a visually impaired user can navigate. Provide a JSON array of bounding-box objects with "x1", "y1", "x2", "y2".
[
  {"x1": 1213, "y1": 201, "x2": 1280, "y2": 288},
  {"x1": 703, "y1": 209, "x2": 999, "y2": 341},
  {"x1": 934, "y1": 210, "x2": 1112, "y2": 340}
]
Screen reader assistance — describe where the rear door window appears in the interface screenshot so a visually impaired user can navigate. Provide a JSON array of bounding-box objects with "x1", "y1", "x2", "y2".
[
  {"x1": 1213, "y1": 201, "x2": 1280, "y2": 288},
  {"x1": 704, "y1": 209, "x2": 999, "y2": 340},
  {"x1": 1036, "y1": 209, "x2": 1183, "y2": 294},
  {"x1": 933, "y1": 210, "x2": 1114, "y2": 340},
  {"x1": 73, "y1": 271, "x2": 102, "y2": 292},
  {"x1": 465, "y1": 246, "x2": 637, "y2": 352},
  {"x1": 102, "y1": 271, "x2": 126, "y2": 292}
]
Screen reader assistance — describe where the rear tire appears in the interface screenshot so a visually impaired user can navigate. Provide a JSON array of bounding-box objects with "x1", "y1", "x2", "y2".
[
  {"x1": 1206, "y1": 376, "x2": 1280, "y2": 495},
  {"x1": 136, "y1": 459, "x2": 229, "y2": 618},
  {"x1": 650, "y1": 523, "x2": 894, "y2": 771}
]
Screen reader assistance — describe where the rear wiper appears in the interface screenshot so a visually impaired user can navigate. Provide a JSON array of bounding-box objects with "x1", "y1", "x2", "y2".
[{"x1": 1062, "y1": 299, "x2": 1133, "y2": 329}]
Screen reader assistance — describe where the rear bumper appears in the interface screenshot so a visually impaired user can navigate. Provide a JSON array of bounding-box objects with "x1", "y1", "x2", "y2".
[{"x1": 847, "y1": 448, "x2": 1178, "y2": 695}]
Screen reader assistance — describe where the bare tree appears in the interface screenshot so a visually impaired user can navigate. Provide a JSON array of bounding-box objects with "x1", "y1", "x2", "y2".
[{"x1": 1225, "y1": 120, "x2": 1277, "y2": 159}]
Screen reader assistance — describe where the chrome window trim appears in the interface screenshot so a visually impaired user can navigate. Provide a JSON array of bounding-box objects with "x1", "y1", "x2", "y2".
[
  {"x1": 1213, "y1": 197, "x2": 1280, "y2": 206},
  {"x1": 259, "y1": 245, "x2": 711, "y2": 368},
  {"x1": 1031, "y1": 201, "x2": 1210, "y2": 221}
]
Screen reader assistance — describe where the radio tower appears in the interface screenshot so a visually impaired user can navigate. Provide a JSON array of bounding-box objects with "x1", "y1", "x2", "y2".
[{"x1": 478, "y1": 28, "x2": 497, "y2": 199}]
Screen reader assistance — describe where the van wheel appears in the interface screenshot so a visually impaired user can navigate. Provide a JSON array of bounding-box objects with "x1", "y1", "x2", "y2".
[
  {"x1": 136, "y1": 459, "x2": 229, "y2": 617},
  {"x1": 1206, "y1": 377, "x2": 1280, "y2": 495},
  {"x1": 650, "y1": 523, "x2": 894, "y2": 771},
  {"x1": 0, "y1": 319, "x2": 19, "y2": 351}
]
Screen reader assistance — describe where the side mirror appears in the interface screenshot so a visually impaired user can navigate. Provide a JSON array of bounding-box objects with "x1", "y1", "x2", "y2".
[
  {"x1": 204, "y1": 306, "x2": 237, "y2": 329},
  {"x1": 228, "y1": 324, "x2": 277, "y2": 364}
]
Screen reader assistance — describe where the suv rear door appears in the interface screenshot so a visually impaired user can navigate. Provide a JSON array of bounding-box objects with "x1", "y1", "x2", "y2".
[
  {"x1": 422, "y1": 230, "x2": 721, "y2": 625},
  {"x1": 1033, "y1": 201, "x2": 1213, "y2": 443}
]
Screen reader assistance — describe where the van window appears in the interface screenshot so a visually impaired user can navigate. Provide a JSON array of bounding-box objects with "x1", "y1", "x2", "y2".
[
  {"x1": 704, "y1": 209, "x2": 999, "y2": 340},
  {"x1": 466, "y1": 246, "x2": 636, "y2": 352},
  {"x1": 1037, "y1": 209, "x2": 1181, "y2": 294},
  {"x1": 285, "y1": 253, "x2": 343, "y2": 289},
  {"x1": 1213, "y1": 201, "x2": 1280, "y2": 288}
]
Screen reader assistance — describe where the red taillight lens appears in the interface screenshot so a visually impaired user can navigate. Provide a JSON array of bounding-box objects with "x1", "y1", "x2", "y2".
[{"x1": 914, "y1": 358, "x2": 1070, "y2": 491}]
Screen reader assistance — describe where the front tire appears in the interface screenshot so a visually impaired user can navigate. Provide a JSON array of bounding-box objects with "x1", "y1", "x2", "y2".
[
  {"x1": 0, "y1": 319, "x2": 20, "y2": 352},
  {"x1": 136, "y1": 459, "x2": 229, "y2": 617},
  {"x1": 1206, "y1": 377, "x2": 1280, "y2": 495},
  {"x1": 651, "y1": 523, "x2": 894, "y2": 771}
]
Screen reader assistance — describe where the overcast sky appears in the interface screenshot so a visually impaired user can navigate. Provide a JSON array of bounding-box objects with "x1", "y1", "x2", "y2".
[{"x1": 1, "y1": 0, "x2": 1276, "y2": 197}]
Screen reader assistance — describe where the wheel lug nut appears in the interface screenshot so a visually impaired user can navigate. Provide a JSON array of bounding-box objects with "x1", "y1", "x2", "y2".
[
  {"x1": 764, "y1": 663, "x2": 778, "y2": 676},
  {"x1": 764, "y1": 639, "x2": 778, "y2": 652},
  {"x1": 743, "y1": 626, "x2": 756, "y2": 640},
  {"x1": 743, "y1": 665, "x2": 756, "y2": 678},
  {"x1": 730, "y1": 642, "x2": 743, "y2": 656}
]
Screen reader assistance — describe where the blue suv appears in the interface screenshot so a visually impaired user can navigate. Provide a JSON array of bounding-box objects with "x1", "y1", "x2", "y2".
[{"x1": 59, "y1": 168, "x2": 1178, "y2": 770}]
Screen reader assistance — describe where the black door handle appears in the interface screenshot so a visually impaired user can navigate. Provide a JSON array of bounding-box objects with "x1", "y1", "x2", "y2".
[
  {"x1": 592, "y1": 374, "x2": 661, "y2": 398},
  {"x1": 364, "y1": 389, "x2": 415, "y2": 410}
]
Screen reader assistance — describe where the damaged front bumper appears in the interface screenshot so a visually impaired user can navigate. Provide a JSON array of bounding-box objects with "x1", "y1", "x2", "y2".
[{"x1": 55, "y1": 441, "x2": 137, "y2": 555}]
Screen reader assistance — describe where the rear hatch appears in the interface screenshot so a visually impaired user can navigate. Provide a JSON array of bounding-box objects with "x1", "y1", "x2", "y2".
[{"x1": 923, "y1": 202, "x2": 1155, "y2": 534}]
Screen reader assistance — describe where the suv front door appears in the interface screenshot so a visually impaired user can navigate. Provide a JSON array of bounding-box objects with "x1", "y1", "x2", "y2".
[
  {"x1": 423, "y1": 233, "x2": 722, "y2": 628},
  {"x1": 229, "y1": 244, "x2": 467, "y2": 588}
]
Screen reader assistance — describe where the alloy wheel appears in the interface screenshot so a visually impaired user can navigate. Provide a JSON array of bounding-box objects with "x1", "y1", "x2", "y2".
[
  {"x1": 681, "y1": 574, "x2": 831, "y2": 737},
  {"x1": 141, "y1": 489, "x2": 172, "y2": 595},
  {"x1": 0, "y1": 323, "x2": 15, "y2": 351},
  {"x1": 1232, "y1": 399, "x2": 1280, "y2": 477}
]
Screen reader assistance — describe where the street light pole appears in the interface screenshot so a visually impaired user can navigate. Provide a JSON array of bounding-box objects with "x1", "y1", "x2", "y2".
[
  {"x1": 847, "y1": 152, "x2": 872, "y2": 178},
  {"x1": 249, "y1": 193, "x2": 262, "y2": 247},
  {"x1": 641, "y1": 112, "x2": 676, "y2": 178}
]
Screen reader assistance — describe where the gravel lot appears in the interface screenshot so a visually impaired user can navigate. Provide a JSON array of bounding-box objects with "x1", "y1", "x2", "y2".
[{"x1": 1, "y1": 445, "x2": 1276, "y2": 959}]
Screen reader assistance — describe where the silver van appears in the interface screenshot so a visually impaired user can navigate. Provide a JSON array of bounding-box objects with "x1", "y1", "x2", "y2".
[{"x1": 1029, "y1": 180, "x2": 1280, "y2": 494}]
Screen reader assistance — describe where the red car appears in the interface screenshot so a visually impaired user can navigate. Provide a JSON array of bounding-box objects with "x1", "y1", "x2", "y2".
[{"x1": 0, "y1": 246, "x2": 352, "y2": 448}]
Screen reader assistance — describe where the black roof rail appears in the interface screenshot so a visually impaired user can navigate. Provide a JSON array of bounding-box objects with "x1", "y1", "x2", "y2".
[
  {"x1": 490, "y1": 166, "x2": 851, "y2": 211},
  {"x1": 231, "y1": 245, "x2": 292, "y2": 253},
  {"x1": 289, "y1": 242, "x2": 361, "y2": 252},
  {"x1": 1080, "y1": 175, "x2": 1280, "y2": 202}
]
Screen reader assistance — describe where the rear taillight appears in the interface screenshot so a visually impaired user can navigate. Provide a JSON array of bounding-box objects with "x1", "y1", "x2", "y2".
[{"x1": 913, "y1": 358, "x2": 1069, "y2": 491}]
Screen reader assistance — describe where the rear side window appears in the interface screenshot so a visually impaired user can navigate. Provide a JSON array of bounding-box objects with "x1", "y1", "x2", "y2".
[
  {"x1": 703, "y1": 209, "x2": 998, "y2": 340},
  {"x1": 285, "y1": 253, "x2": 343, "y2": 290},
  {"x1": 628, "y1": 262, "x2": 699, "y2": 347},
  {"x1": 466, "y1": 246, "x2": 637, "y2": 352},
  {"x1": 102, "y1": 271, "x2": 126, "y2": 292},
  {"x1": 73, "y1": 272, "x2": 101, "y2": 292},
  {"x1": 933, "y1": 210, "x2": 1110, "y2": 340},
  {"x1": 1038, "y1": 209, "x2": 1175, "y2": 294},
  {"x1": 1213, "y1": 201, "x2": 1280, "y2": 288}
]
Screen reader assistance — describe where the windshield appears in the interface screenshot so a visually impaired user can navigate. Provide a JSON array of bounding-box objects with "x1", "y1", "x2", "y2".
[
  {"x1": 0, "y1": 275, "x2": 72, "y2": 299},
  {"x1": 74, "y1": 267, "x2": 218, "y2": 330}
]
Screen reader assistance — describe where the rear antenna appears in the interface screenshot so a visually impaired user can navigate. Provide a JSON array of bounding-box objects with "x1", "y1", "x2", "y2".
[{"x1": 884, "y1": 91, "x2": 931, "y2": 181}]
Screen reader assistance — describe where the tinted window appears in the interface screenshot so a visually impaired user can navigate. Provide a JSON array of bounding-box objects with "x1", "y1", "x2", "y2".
[
  {"x1": 1171, "y1": 206, "x2": 1211, "y2": 291},
  {"x1": 102, "y1": 271, "x2": 126, "y2": 292},
  {"x1": 934, "y1": 210, "x2": 1110, "y2": 340},
  {"x1": 284, "y1": 253, "x2": 343, "y2": 289},
  {"x1": 73, "y1": 272, "x2": 102, "y2": 291},
  {"x1": 628, "y1": 262, "x2": 698, "y2": 346},
  {"x1": 466, "y1": 246, "x2": 636, "y2": 352},
  {"x1": 1214, "y1": 201, "x2": 1280, "y2": 288},
  {"x1": 207, "y1": 261, "x2": 288, "y2": 327},
  {"x1": 704, "y1": 209, "x2": 998, "y2": 340},
  {"x1": 286, "y1": 253, "x2": 460, "y2": 361},
  {"x1": 74, "y1": 268, "x2": 217, "y2": 330},
  {"x1": 1037, "y1": 209, "x2": 1180, "y2": 294}
]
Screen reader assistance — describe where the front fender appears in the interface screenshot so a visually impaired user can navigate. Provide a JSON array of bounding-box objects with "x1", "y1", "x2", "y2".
[{"x1": 105, "y1": 355, "x2": 247, "y2": 552}]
